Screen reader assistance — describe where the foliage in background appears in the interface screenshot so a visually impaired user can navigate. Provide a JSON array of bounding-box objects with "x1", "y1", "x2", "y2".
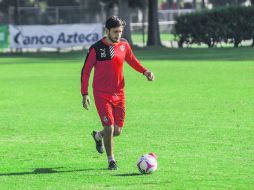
[
  {"x1": 208, "y1": 0, "x2": 247, "y2": 7},
  {"x1": 174, "y1": 6, "x2": 254, "y2": 47}
]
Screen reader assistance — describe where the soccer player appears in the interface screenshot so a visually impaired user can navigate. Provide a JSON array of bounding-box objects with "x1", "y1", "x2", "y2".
[{"x1": 81, "y1": 16, "x2": 155, "y2": 170}]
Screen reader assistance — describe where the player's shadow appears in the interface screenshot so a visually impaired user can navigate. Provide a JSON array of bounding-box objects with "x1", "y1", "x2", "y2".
[
  {"x1": 114, "y1": 173, "x2": 142, "y2": 177},
  {"x1": 0, "y1": 167, "x2": 106, "y2": 177}
]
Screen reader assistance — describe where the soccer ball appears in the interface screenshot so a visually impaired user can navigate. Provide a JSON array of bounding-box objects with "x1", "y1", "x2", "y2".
[{"x1": 137, "y1": 153, "x2": 158, "y2": 174}]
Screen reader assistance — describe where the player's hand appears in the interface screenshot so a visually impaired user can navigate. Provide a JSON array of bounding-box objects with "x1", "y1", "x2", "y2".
[
  {"x1": 82, "y1": 95, "x2": 90, "y2": 110},
  {"x1": 144, "y1": 70, "x2": 155, "y2": 81}
]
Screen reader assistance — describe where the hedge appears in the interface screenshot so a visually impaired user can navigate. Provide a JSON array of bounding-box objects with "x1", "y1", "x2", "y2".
[{"x1": 174, "y1": 6, "x2": 254, "y2": 47}]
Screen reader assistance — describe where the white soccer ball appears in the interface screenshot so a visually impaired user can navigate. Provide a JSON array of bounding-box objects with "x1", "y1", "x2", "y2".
[{"x1": 137, "y1": 153, "x2": 158, "y2": 174}]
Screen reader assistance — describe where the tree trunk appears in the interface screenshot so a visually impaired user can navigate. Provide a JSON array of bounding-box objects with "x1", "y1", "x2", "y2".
[
  {"x1": 118, "y1": 0, "x2": 133, "y2": 45},
  {"x1": 201, "y1": 0, "x2": 205, "y2": 9},
  {"x1": 193, "y1": 0, "x2": 196, "y2": 9},
  {"x1": 251, "y1": 0, "x2": 254, "y2": 5},
  {"x1": 176, "y1": 0, "x2": 180, "y2": 9},
  {"x1": 147, "y1": 0, "x2": 161, "y2": 46}
]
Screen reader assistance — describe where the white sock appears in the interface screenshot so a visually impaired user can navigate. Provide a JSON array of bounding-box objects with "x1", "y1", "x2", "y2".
[
  {"x1": 108, "y1": 155, "x2": 115, "y2": 163},
  {"x1": 95, "y1": 131, "x2": 103, "y2": 141}
]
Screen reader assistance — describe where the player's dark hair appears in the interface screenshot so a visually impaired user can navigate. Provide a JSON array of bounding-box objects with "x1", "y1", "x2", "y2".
[{"x1": 105, "y1": 16, "x2": 126, "y2": 30}]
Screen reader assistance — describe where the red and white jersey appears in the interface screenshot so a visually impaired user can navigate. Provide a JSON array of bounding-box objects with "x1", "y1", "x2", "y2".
[{"x1": 81, "y1": 37, "x2": 147, "y2": 95}]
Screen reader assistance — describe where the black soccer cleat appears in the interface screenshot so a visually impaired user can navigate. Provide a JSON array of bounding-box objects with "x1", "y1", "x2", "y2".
[
  {"x1": 108, "y1": 160, "x2": 118, "y2": 170},
  {"x1": 91, "y1": 131, "x2": 104, "y2": 154}
]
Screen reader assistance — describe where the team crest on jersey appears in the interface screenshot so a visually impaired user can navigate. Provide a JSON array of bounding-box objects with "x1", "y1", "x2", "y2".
[
  {"x1": 103, "y1": 116, "x2": 109, "y2": 123},
  {"x1": 100, "y1": 48, "x2": 106, "y2": 58},
  {"x1": 120, "y1": 45, "x2": 125, "y2": 52}
]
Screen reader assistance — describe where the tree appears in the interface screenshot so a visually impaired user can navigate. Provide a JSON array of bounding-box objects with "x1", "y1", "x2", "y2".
[
  {"x1": 176, "y1": 0, "x2": 181, "y2": 9},
  {"x1": 147, "y1": 0, "x2": 161, "y2": 46},
  {"x1": 119, "y1": 0, "x2": 146, "y2": 45},
  {"x1": 100, "y1": 0, "x2": 146, "y2": 45},
  {"x1": 201, "y1": 0, "x2": 205, "y2": 8},
  {"x1": 48, "y1": 0, "x2": 79, "y2": 6},
  {"x1": 208, "y1": 0, "x2": 246, "y2": 7},
  {"x1": 0, "y1": 0, "x2": 15, "y2": 13},
  {"x1": 118, "y1": 0, "x2": 132, "y2": 45},
  {"x1": 193, "y1": 0, "x2": 197, "y2": 9},
  {"x1": 129, "y1": 0, "x2": 146, "y2": 9}
]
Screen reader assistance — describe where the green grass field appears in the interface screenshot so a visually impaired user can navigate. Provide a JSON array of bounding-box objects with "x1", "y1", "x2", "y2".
[{"x1": 0, "y1": 47, "x2": 254, "y2": 190}]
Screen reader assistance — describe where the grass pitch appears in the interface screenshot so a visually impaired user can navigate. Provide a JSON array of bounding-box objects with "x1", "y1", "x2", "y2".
[{"x1": 0, "y1": 47, "x2": 254, "y2": 190}]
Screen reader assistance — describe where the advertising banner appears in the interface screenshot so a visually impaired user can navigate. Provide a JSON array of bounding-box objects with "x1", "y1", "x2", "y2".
[{"x1": 9, "y1": 24, "x2": 102, "y2": 48}]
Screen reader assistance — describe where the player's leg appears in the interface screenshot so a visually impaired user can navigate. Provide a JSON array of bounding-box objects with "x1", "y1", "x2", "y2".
[
  {"x1": 103, "y1": 126, "x2": 113, "y2": 156},
  {"x1": 93, "y1": 93, "x2": 117, "y2": 169},
  {"x1": 104, "y1": 94, "x2": 125, "y2": 169},
  {"x1": 92, "y1": 93, "x2": 114, "y2": 154},
  {"x1": 94, "y1": 126, "x2": 121, "y2": 138},
  {"x1": 103, "y1": 125, "x2": 117, "y2": 170}
]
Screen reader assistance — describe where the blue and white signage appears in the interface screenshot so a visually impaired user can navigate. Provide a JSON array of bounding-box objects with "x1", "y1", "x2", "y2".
[{"x1": 10, "y1": 24, "x2": 102, "y2": 48}]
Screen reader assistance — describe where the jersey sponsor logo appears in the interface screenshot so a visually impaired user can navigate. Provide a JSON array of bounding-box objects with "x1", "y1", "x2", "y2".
[
  {"x1": 100, "y1": 48, "x2": 106, "y2": 58},
  {"x1": 120, "y1": 45, "x2": 125, "y2": 52}
]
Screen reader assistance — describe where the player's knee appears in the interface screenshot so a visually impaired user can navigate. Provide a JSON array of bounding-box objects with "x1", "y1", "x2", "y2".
[
  {"x1": 104, "y1": 125, "x2": 114, "y2": 135},
  {"x1": 114, "y1": 130, "x2": 121, "y2": 136},
  {"x1": 113, "y1": 126, "x2": 122, "y2": 137}
]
